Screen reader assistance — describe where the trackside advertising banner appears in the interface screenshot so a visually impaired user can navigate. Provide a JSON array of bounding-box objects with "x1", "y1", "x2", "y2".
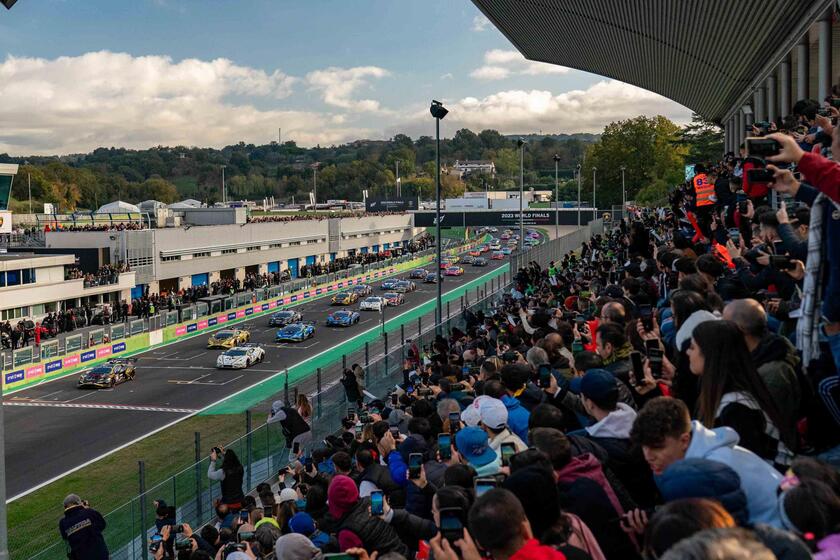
[
  {"x1": 3, "y1": 336, "x2": 145, "y2": 391},
  {"x1": 1, "y1": 242, "x2": 478, "y2": 393}
]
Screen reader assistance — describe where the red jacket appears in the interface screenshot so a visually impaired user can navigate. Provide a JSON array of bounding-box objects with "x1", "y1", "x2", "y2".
[
  {"x1": 798, "y1": 152, "x2": 840, "y2": 204},
  {"x1": 510, "y1": 539, "x2": 567, "y2": 560}
]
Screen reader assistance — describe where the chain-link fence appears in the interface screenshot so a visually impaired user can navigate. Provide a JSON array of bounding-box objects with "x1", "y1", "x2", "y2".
[{"x1": 17, "y1": 259, "x2": 509, "y2": 560}]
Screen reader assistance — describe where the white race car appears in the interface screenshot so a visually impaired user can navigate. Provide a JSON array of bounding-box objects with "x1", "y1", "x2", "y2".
[
  {"x1": 216, "y1": 343, "x2": 265, "y2": 369},
  {"x1": 360, "y1": 296, "x2": 386, "y2": 311}
]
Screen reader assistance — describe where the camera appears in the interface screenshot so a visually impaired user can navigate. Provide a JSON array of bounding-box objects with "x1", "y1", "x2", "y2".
[
  {"x1": 224, "y1": 542, "x2": 247, "y2": 556},
  {"x1": 169, "y1": 524, "x2": 183, "y2": 533},
  {"x1": 416, "y1": 387, "x2": 434, "y2": 397},
  {"x1": 211, "y1": 446, "x2": 223, "y2": 456},
  {"x1": 449, "y1": 383, "x2": 466, "y2": 392},
  {"x1": 745, "y1": 138, "x2": 781, "y2": 157},
  {"x1": 358, "y1": 413, "x2": 374, "y2": 424},
  {"x1": 770, "y1": 255, "x2": 796, "y2": 270},
  {"x1": 175, "y1": 537, "x2": 194, "y2": 551}
]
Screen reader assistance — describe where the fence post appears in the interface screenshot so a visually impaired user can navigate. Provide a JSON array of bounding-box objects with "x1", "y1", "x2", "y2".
[
  {"x1": 400, "y1": 324, "x2": 405, "y2": 345},
  {"x1": 460, "y1": 295, "x2": 464, "y2": 311},
  {"x1": 446, "y1": 300, "x2": 450, "y2": 321},
  {"x1": 342, "y1": 354, "x2": 347, "y2": 372},
  {"x1": 284, "y1": 371, "x2": 290, "y2": 406},
  {"x1": 384, "y1": 332, "x2": 389, "y2": 355},
  {"x1": 138, "y1": 460, "x2": 147, "y2": 546},
  {"x1": 316, "y1": 368, "x2": 322, "y2": 417},
  {"x1": 246, "y1": 410, "x2": 253, "y2": 489},
  {"x1": 418, "y1": 316, "x2": 422, "y2": 337},
  {"x1": 365, "y1": 342, "x2": 369, "y2": 366},
  {"x1": 194, "y1": 432, "x2": 202, "y2": 521},
  {"x1": 476, "y1": 286, "x2": 480, "y2": 300}
]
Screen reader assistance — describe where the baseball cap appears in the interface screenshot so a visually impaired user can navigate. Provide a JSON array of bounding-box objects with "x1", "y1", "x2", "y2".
[
  {"x1": 288, "y1": 511, "x2": 316, "y2": 535},
  {"x1": 461, "y1": 395, "x2": 488, "y2": 427},
  {"x1": 569, "y1": 369, "x2": 617, "y2": 403},
  {"x1": 455, "y1": 427, "x2": 497, "y2": 467},
  {"x1": 279, "y1": 487, "x2": 298, "y2": 504},
  {"x1": 478, "y1": 397, "x2": 508, "y2": 431}
]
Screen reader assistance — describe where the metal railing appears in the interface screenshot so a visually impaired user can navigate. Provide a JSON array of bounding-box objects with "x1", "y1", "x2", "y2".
[
  {"x1": 509, "y1": 219, "x2": 605, "y2": 275},
  {"x1": 17, "y1": 263, "x2": 511, "y2": 560}
]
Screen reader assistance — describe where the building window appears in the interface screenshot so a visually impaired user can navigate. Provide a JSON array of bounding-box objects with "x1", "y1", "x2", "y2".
[
  {"x1": 5, "y1": 270, "x2": 20, "y2": 286},
  {"x1": 222, "y1": 249, "x2": 237, "y2": 254},
  {"x1": 0, "y1": 306, "x2": 27, "y2": 321},
  {"x1": 161, "y1": 255, "x2": 180, "y2": 262},
  {"x1": 128, "y1": 256, "x2": 153, "y2": 267},
  {"x1": 193, "y1": 252, "x2": 210, "y2": 258}
]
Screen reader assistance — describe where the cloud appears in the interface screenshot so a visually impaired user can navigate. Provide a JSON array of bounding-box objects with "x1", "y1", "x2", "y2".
[
  {"x1": 470, "y1": 49, "x2": 570, "y2": 80},
  {"x1": 387, "y1": 80, "x2": 692, "y2": 138},
  {"x1": 440, "y1": 73, "x2": 454, "y2": 80},
  {"x1": 305, "y1": 66, "x2": 389, "y2": 112},
  {"x1": 471, "y1": 14, "x2": 491, "y2": 32},
  {"x1": 0, "y1": 51, "x2": 370, "y2": 154}
]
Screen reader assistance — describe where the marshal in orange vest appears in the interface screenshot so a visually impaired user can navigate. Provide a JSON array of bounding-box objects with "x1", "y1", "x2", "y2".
[{"x1": 693, "y1": 173, "x2": 714, "y2": 207}]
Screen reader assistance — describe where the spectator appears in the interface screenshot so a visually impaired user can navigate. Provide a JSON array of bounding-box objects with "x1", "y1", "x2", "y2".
[
  {"x1": 268, "y1": 400, "x2": 313, "y2": 452},
  {"x1": 454, "y1": 426, "x2": 501, "y2": 476},
  {"x1": 59, "y1": 494, "x2": 108, "y2": 560},
  {"x1": 631, "y1": 397, "x2": 783, "y2": 526},
  {"x1": 207, "y1": 448, "x2": 245, "y2": 507}
]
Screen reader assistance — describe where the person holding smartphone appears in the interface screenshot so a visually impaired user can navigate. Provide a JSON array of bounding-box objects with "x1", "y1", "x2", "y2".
[
  {"x1": 267, "y1": 400, "x2": 312, "y2": 454},
  {"x1": 475, "y1": 396, "x2": 526, "y2": 453}
]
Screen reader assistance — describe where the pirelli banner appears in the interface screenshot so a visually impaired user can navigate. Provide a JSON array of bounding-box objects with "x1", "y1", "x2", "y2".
[{"x1": 412, "y1": 209, "x2": 600, "y2": 227}]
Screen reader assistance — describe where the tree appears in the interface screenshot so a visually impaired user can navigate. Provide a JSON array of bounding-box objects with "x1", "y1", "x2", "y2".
[
  {"x1": 677, "y1": 113, "x2": 724, "y2": 164},
  {"x1": 141, "y1": 177, "x2": 179, "y2": 203}
]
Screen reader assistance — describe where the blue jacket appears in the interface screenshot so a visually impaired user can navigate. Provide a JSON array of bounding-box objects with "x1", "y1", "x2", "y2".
[
  {"x1": 501, "y1": 395, "x2": 530, "y2": 444},
  {"x1": 385, "y1": 450, "x2": 408, "y2": 487},
  {"x1": 684, "y1": 421, "x2": 783, "y2": 527}
]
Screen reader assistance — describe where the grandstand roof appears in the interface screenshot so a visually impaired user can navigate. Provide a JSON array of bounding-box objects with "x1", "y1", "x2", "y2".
[{"x1": 471, "y1": 0, "x2": 833, "y2": 122}]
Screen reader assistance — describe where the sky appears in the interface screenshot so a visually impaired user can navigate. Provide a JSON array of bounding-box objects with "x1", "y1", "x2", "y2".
[{"x1": 0, "y1": 0, "x2": 692, "y2": 155}]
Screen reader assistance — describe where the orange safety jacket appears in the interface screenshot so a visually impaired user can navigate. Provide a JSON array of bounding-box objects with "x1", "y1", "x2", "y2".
[{"x1": 693, "y1": 173, "x2": 714, "y2": 207}]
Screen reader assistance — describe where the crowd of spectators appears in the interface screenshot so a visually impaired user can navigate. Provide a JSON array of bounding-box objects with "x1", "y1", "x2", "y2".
[
  {"x1": 65, "y1": 262, "x2": 130, "y2": 287},
  {"x1": 88, "y1": 171, "x2": 840, "y2": 560},
  {"x1": 43, "y1": 221, "x2": 146, "y2": 232}
]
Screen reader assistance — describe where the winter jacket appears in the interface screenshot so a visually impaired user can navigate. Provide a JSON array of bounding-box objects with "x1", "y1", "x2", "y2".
[
  {"x1": 684, "y1": 421, "x2": 783, "y2": 527},
  {"x1": 334, "y1": 498, "x2": 408, "y2": 556},
  {"x1": 489, "y1": 428, "x2": 527, "y2": 452},
  {"x1": 501, "y1": 394, "x2": 531, "y2": 443},
  {"x1": 584, "y1": 404, "x2": 635, "y2": 439},
  {"x1": 267, "y1": 403, "x2": 311, "y2": 449},
  {"x1": 794, "y1": 182, "x2": 840, "y2": 323},
  {"x1": 752, "y1": 333, "x2": 802, "y2": 429},
  {"x1": 509, "y1": 539, "x2": 568, "y2": 560},
  {"x1": 358, "y1": 463, "x2": 405, "y2": 508},
  {"x1": 715, "y1": 391, "x2": 795, "y2": 470},
  {"x1": 404, "y1": 460, "x2": 446, "y2": 518},
  {"x1": 389, "y1": 508, "x2": 437, "y2": 555},
  {"x1": 777, "y1": 222, "x2": 808, "y2": 262},
  {"x1": 517, "y1": 382, "x2": 546, "y2": 412},
  {"x1": 59, "y1": 505, "x2": 108, "y2": 560}
]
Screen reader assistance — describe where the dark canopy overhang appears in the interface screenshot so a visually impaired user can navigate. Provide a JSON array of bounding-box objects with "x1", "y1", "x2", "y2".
[{"x1": 471, "y1": 0, "x2": 833, "y2": 123}]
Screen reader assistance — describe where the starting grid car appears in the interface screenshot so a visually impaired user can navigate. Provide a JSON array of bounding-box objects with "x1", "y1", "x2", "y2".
[
  {"x1": 326, "y1": 309, "x2": 361, "y2": 327},
  {"x1": 445, "y1": 266, "x2": 465, "y2": 276},
  {"x1": 216, "y1": 343, "x2": 265, "y2": 369},
  {"x1": 331, "y1": 291, "x2": 359, "y2": 305},
  {"x1": 360, "y1": 296, "x2": 386, "y2": 311},
  {"x1": 268, "y1": 309, "x2": 301, "y2": 327},
  {"x1": 275, "y1": 322, "x2": 316, "y2": 342},
  {"x1": 78, "y1": 358, "x2": 136, "y2": 389},
  {"x1": 207, "y1": 328, "x2": 250, "y2": 349},
  {"x1": 384, "y1": 292, "x2": 404, "y2": 306}
]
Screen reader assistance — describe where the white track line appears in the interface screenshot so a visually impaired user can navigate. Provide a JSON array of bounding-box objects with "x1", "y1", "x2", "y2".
[{"x1": 4, "y1": 401, "x2": 197, "y2": 413}]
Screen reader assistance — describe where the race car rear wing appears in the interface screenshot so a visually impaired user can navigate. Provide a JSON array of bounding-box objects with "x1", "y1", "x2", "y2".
[
  {"x1": 108, "y1": 357, "x2": 137, "y2": 365},
  {"x1": 240, "y1": 343, "x2": 263, "y2": 348}
]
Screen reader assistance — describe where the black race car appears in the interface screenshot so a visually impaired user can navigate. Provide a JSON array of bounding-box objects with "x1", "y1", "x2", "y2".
[
  {"x1": 268, "y1": 309, "x2": 302, "y2": 327},
  {"x1": 78, "y1": 358, "x2": 136, "y2": 389}
]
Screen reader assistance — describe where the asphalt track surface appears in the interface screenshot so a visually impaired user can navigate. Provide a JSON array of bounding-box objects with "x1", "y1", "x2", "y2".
[{"x1": 4, "y1": 249, "x2": 510, "y2": 498}]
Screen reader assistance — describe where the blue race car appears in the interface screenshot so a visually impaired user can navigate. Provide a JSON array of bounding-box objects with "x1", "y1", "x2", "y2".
[
  {"x1": 326, "y1": 309, "x2": 361, "y2": 327},
  {"x1": 380, "y1": 279, "x2": 399, "y2": 290},
  {"x1": 275, "y1": 322, "x2": 315, "y2": 342}
]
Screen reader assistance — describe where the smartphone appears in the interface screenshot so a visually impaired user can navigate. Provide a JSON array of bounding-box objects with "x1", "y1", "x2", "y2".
[
  {"x1": 449, "y1": 412, "x2": 461, "y2": 434},
  {"x1": 738, "y1": 200, "x2": 749, "y2": 214},
  {"x1": 408, "y1": 453, "x2": 423, "y2": 479},
  {"x1": 263, "y1": 506, "x2": 274, "y2": 518},
  {"x1": 770, "y1": 255, "x2": 796, "y2": 270},
  {"x1": 438, "y1": 433, "x2": 452, "y2": 461},
  {"x1": 238, "y1": 531, "x2": 255, "y2": 543},
  {"x1": 746, "y1": 137, "x2": 780, "y2": 157},
  {"x1": 239, "y1": 510, "x2": 249, "y2": 523},
  {"x1": 500, "y1": 442, "x2": 516, "y2": 467},
  {"x1": 475, "y1": 477, "x2": 498, "y2": 497},
  {"x1": 630, "y1": 351, "x2": 645, "y2": 387},
  {"x1": 747, "y1": 168, "x2": 775, "y2": 183},
  {"x1": 303, "y1": 456, "x2": 313, "y2": 470},
  {"x1": 389, "y1": 426, "x2": 400, "y2": 439},
  {"x1": 292, "y1": 441, "x2": 300, "y2": 455},
  {"x1": 347, "y1": 406, "x2": 356, "y2": 421},
  {"x1": 571, "y1": 340, "x2": 583, "y2": 353},
  {"x1": 391, "y1": 393, "x2": 399, "y2": 407},
  {"x1": 370, "y1": 490, "x2": 384, "y2": 516},
  {"x1": 502, "y1": 351, "x2": 518, "y2": 363},
  {"x1": 354, "y1": 424, "x2": 363, "y2": 437},
  {"x1": 645, "y1": 339, "x2": 663, "y2": 380},
  {"x1": 438, "y1": 507, "x2": 465, "y2": 544},
  {"x1": 638, "y1": 304, "x2": 653, "y2": 332},
  {"x1": 324, "y1": 554, "x2": 355, "y2": 560},
  {"x1": 538, "y1": 364, "x2": 552, "y2": 389}
]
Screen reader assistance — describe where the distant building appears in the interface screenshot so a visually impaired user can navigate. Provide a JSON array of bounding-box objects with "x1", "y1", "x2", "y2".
[
  {"x1": 463, "y1": 190, "x2": 553, "y2": 203},
  {"x1": 451, "y1": 160, "x2": 496, "y2": 178}
]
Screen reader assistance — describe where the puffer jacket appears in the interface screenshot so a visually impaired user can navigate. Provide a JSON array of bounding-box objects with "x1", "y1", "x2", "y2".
[{"x1": 752, "y1": 333, "x2": 802, "y2": 429}]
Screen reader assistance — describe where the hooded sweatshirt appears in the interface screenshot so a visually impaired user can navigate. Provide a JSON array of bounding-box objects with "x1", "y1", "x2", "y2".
[
  {"x1": 684, "y1": 421, "x2": 783, "y2": 527},
  {"x1": 584, "y1": 403, "x2": 636, "y2": 439},
  {"x1": 501, "y1": 394, "x2": 531, "y2": 443},
  {"x1": 555, "y1": 453, "x2": 624, "y2": 518},
  {"x1": 509, "y1": 539, "x2": 568, "y2": 560},
  {"x1": 274, "y1": 533, "x2": 324, "y2": 560}
]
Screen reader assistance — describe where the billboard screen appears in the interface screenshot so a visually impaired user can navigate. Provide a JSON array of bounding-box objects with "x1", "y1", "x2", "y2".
[
  {"x1": 412, "y1": 210, "x2": 599, "y2": 227},
  {"x1": 0, "y1": 175, "x2": 12, "y2": 211},
  {"x1": 365, "y1": 197, "x2": 418, "y2": 212}
]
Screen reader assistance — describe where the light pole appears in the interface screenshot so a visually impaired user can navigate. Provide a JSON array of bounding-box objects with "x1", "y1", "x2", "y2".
[
  {"x1": 221, "y1": 165, "x2": 226, "y2": 204},
  {"x1": 430, "y1": 100, "x2": 448, "y2": 331},
  {"x1": 553, "y1": 154, "x2": 560, "y2": 239},
  {"x1": 576, "y1": 164, "x2": 582, "y2": 227},
  {"x1": 517, "y1": 138, "x2": 525, "y2": 244},
  {"x1": 592, "y1": 167, "x2": 598, "y2": 222},
  {"x1": 312, "y1": 163, "x2": 319, "y2": 211},
  {"x1": 620, "y1": 165, "x2": 626, "y2": 219},
  {"x1": 395, "y1": 160, "x2": 400, "y2": 198}
]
